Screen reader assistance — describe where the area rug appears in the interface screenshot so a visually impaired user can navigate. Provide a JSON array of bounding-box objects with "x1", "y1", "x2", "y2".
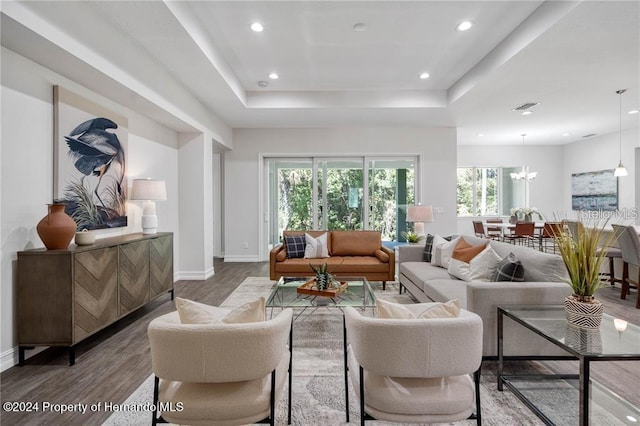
[{"x1": 103, "y1": 278, "x2": 617, "y2": 426}]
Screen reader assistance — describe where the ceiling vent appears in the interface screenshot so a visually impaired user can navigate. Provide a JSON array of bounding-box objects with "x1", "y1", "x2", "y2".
[
  {"x1": 582, "y1": 133, "x2": 597, "y2": 138},
  {"x1": 512, "y1": 102, "x2": 539, "y2": 112}
]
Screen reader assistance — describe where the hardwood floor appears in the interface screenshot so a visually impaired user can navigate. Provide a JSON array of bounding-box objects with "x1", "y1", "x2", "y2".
[{"x1": 1, "y1": 259, "x2": 638, "y2": 425}]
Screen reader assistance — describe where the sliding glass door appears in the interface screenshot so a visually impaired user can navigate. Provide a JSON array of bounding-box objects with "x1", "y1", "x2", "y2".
[
  {"x1": 316, "y1": 159, "x2": 364, "y2": 231},
  {"x1": 266, "y1": 156, "x2": 417, "y2": 248}
]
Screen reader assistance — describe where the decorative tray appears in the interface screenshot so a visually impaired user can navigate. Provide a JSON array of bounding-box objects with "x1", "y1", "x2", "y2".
[{"x1": 296, "y1": 279, "x2": 348, "y2": 297}]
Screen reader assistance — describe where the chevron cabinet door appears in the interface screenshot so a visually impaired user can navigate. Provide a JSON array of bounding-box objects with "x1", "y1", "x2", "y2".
[
  {"x1": 150, "y1": 234, "x2": 173, "y2": 298},
  {"x1": 74, "y1": 247, "x2": 119, "y2": 342},
  {"x1": 119, "y1": 240, "x2": 150, "y2": 314}
]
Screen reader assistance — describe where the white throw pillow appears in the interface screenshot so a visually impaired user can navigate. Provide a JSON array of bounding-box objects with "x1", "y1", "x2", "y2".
[
  {"x1": 376, "y1": 298, "x2": 460, "y2": 319},
  {"x1": 448, "y1": 245, "x2": 502, "y2": 282},
  {"x1": 304, "y1": 232, "x2": 330, "y2": 258},
  {"x1": 376, "y1": 298, "x2": 415, "y2": 319},
  {"x1": 431, "y1": 235, "x2": 460, "y2": 268},
  {"x1": 472, "y1": 245, "x2": 503, "y2": 281},
  {"x1": 176, "y1": 297, "x2": 266, "y2": 324}
]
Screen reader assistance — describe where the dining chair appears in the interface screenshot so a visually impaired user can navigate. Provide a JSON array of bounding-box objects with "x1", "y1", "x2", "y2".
[
  {"x1": 611, "y1": 224, "x2": 640, "y2": 309},
  {"x1": 503, "y1": 222, "x2": 535, "y2": 247},
  {"x1": 472, "y1": 221, "x2": 486, "y2": 238},
  {"x1": 485, "y1": 218, "x2": 503, "y2": 240},
  {"x1": 538, "y1": 222, "x2": 562, "y2": 253}
]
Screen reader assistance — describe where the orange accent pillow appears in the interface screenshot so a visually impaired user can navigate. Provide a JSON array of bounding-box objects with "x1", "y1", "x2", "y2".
[{"x1": 452, "y1": 238, "x2": 487, "y2": 263}]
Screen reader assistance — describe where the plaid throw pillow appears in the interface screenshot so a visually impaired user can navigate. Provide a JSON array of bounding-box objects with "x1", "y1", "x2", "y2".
[
  {"x1": 494, "y1": 253, "x2": 525, "y2": 282},
  {"x1": 422, "y1": 234, "x2": 453, "y2": 262},
  {"x1": 422, "y1": 234, "x2": 435, "y2": 262},
  {"x1": 284, "y1": 235, "x2": 306, "y2": 259}
]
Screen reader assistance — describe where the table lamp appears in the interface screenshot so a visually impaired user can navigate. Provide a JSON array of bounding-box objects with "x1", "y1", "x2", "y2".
[
  {"x1": 130, "y1": 178, "x2": 167, "y2": 234},
  {"x1": 407, "y1": 205, "x2": 434, "y2": 236}
]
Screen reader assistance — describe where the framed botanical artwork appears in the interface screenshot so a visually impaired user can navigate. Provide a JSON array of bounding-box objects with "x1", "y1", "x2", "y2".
[
  {"x1": 571, "y1": 169, "x2": 618, "y2": 211},
  {"x1": 53, "y1": 86, "x2": 128, "y2": 230}
]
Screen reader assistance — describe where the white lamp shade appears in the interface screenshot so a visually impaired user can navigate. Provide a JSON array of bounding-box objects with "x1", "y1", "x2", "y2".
[
  {"x1": 407, "y1": 205, "x2": 434, "y2": 223},
  {"x1": 130, "y1": 179, "x2": 167, "y2": 201}
]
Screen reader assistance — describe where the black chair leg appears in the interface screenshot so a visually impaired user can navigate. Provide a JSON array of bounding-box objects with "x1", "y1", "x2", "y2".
[
  {"x1": 475, "y1": 367, "x2": 482, "y2": 425},
  {"x1": 359, "y1": 366, "x2": 365, "y2": 426},
  {"x1": 288, "y1": 320, "x2": 293, "y2": 425},
  {"x1": 343, "y1": 316, "x2": 350, "y2": 423}
]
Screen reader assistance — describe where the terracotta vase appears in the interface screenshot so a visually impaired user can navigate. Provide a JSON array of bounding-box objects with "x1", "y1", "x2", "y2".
[{"x1": 36, "y1": 204, "x2": 77, "y2": 250}]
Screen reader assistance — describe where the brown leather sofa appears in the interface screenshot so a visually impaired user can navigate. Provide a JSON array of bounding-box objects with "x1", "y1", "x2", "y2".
[{"x1": 269, "y1": 230, "x2": 395, "y2": 287}]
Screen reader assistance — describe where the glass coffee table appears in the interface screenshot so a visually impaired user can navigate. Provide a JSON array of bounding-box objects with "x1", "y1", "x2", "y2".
[
  {"x1": 266, "y1": 276, "x2": 376, "y2": 318},
  {"x1": 497, "y1": 305, "x2": 640, "y2": 426}
]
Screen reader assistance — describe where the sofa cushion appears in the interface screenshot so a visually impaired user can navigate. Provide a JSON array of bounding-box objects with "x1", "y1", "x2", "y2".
[
  {"x1": 331, "y1": 230, "x2": 380, "y2": 256},
  {"x1": 448, "y1": 245, "x2": 502, "y2": 282},
  {"x1": 275, "y1": 256, "x2": 388, "y2": 274},
  {"x1": 376, "y1": 298, "x2": 461, "y2": 319},
  {"x1": 488, "y1": 239, "x2": 568, "y2": 282},
  {"x1": 400, "y1": 261, "x2": 453, "y2": 290},
  {"x1": 284, "y1": 235, "x2": 306, "y2": 258},
  {"x1": 421, "y1": 279, "x2": 468, "y2": 307},
  {"x1": 494, "y1": 253, "x2": 525, "y2": 282},
  {"x1": 451, "y1": 238, "x2": 487, "y2": 263},
  {"x1": 422, "y1": 234, "x2": 435, "y2": 262},
  {"x1": 374, "y1": 249, "x2": 389, "y2": 263},
  {"x1": 431, "y1": 235, "x2": 461, "y2": 268},
  {"x1": 304, "y1": 232, "x2": 329, "y2": 258},
  {"x1": 422, "y1": 234, "x2": 453, "y2": 262}
]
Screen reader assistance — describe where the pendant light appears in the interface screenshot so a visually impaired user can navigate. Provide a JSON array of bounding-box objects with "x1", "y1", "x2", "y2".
[
  {"x1": 510, "y1": 134, "x2": 537, "y2": 181},
  {"x1": 614, "y1": 89, "x2": 628, "y2": 177}
]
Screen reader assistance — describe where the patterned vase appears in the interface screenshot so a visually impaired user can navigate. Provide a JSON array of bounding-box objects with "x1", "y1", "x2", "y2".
[
  {"x1": 564, "y1": 295, "x2": 603, "y2": 329},
  {"x1": 36, "y1": 204, "x2": 77, "y2": 250}
]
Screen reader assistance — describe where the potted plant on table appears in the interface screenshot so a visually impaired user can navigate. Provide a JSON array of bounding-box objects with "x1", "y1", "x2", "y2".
[
  {"x1": 554, "y1": 219, "x2": 614, "y2": 329},
  {"x1": 401, "y1": 231, "x2": 425, "y2": 244}
]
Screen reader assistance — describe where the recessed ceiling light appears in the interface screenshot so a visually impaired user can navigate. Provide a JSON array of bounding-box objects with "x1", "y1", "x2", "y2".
[
  {"x1": 250, "y1": 22, "x2": 264, "y2": 32},
  {"x1": 257, "y1": 81, "x2": 269, "y2": 88},
  {"x1": 269, "y1": 73, "x2": 279, "y2": 80},
  {"x1": 477, "y1": 133, "x2": 484, "y2": 137},
  {"x1": 353, "y1": 22, "x2": 367, "y2": 32},
  {"x1": 456, "y1": 21, "x2": 473, "y2": 31},
  {"x1": 562, "y1": 132, "x2": 571, "y2": 136},
  {"x1": 629, "y1": 109, "x2": 639, "y2": 115},
  {"x1": 521, "y1": 111, "x2": 533, "y2": 116},
  {"x1": 419, "y1": 72, "x2": 430, "y2": 80}
]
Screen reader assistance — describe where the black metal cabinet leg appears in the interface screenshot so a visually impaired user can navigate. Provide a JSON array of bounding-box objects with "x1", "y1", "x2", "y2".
[
  {"x1": 497, "y1": 308, "x2": 504, "y2": 391},
  {"x1": 68, "y1": 346, "x2": 76, "y2": 366},
  {"x1": 579, "y1": 357, "x2": 589, "y2": 426}
]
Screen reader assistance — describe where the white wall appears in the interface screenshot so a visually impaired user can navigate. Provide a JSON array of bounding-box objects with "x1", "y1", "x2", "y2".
[
  {"x1": 456, "y1": 144, "x2": 564, "y2": 234},
  {"x1": 225, "y1": 127, "x2": 457, "y2": 261},
  {"x1": 562, "y1": 129, "x2": 639, "y2": 220},
  {"x1": 0, "y1": 48, "x2": 181, "y2": 370}
]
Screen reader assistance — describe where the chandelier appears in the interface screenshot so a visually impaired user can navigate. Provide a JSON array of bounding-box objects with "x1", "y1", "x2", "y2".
[{"x1": 510, "y1": 134, "x2": 537, "y2": 181}]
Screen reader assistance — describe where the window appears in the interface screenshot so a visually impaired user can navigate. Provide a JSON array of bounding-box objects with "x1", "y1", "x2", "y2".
[
  {"x1": 266, "y1": 156, "x2": 417, "y2": 246},
  {"x1": 457, "y1": 167, "x2": 525, "y2": 217}
]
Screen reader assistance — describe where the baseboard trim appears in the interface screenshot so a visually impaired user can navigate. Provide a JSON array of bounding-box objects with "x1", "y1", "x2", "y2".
[
  {"x1": 175, "y1": 267, "x2": 214, "y2": 281},
  {"x1": 1, "y1": 346, "x2": 48, "y2": 372},
  {"x1": 224, "y1": 255, "x2": 262, "y2": 262}
]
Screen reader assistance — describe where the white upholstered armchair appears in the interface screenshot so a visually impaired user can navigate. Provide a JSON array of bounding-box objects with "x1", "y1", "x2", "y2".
[
  {"x1": 343, "y1": 306, "x2": 483, "y2": 425},
  {"x1": 148, "y1": 308, "x2": 293, "y2": 425}
]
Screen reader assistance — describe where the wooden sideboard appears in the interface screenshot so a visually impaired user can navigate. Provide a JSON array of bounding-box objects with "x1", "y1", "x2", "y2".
[{"x1": 17, "y1": 232, "x2": 173, "y2": 365}]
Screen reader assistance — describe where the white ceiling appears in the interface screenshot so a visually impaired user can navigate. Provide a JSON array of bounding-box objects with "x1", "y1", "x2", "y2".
[{"x1": 1, "y1": 1, "x2": 639, "y2": 146}]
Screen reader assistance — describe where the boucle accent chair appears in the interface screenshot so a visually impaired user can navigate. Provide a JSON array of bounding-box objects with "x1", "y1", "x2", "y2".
[
  {"x1": 147, "y1": 308, "x2": 293, "y2": 426},
  {"x1": 343, "y1": 306, "x2": 483, "y2": 425}
]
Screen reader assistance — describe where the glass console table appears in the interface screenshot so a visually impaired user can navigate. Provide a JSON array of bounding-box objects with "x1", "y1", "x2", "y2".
[{"x1": 498, "y1": 305, "x2": 640, "y2": 425}]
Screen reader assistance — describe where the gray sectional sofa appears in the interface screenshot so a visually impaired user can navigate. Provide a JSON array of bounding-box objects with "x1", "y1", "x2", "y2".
[{"x1": 398, "y1": 235, "x2": 572, "y2": 358}]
